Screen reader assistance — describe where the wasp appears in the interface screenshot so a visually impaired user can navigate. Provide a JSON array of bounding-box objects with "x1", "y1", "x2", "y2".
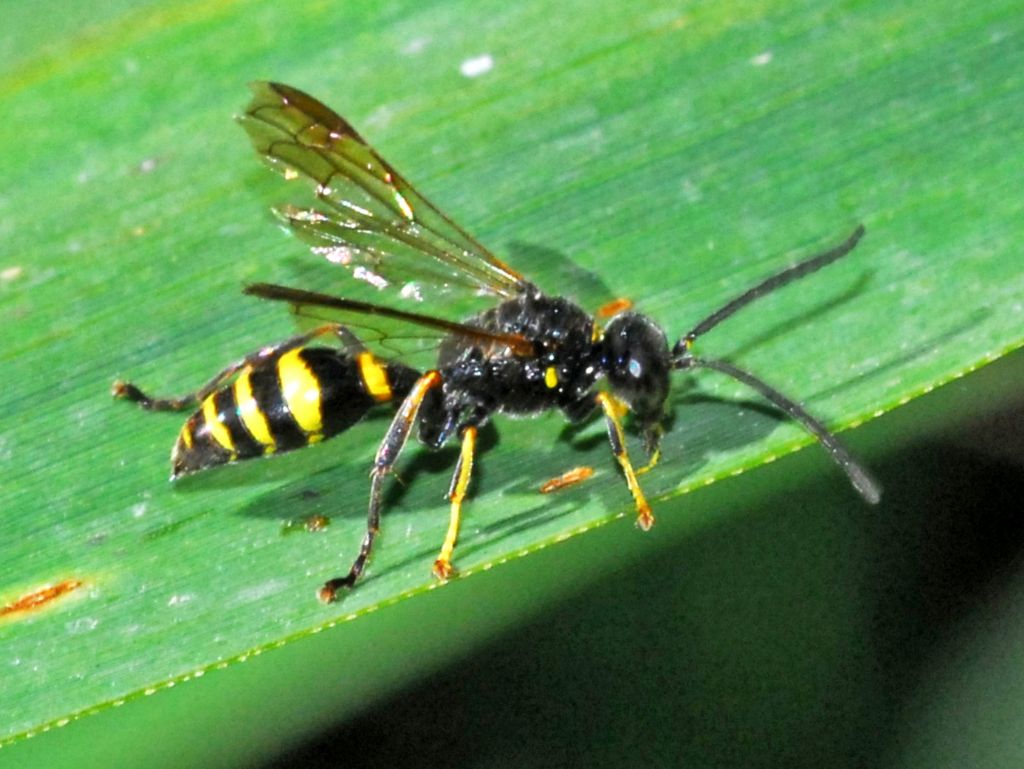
[{"x1": 114, "y1": 82, "x2": 880, "y2": 602}]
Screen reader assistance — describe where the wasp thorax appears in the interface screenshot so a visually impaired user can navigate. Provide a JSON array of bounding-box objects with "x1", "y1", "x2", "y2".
[{"x1": 602, "y1": 313, "x2": 671, "y2": 426}]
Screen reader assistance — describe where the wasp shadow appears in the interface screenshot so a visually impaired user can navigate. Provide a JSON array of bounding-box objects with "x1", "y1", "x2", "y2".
[
  {"x1": 720, "y1": 272, "x2": 873, "y2": 360},
  {"x1": 811, "y1": 307, "x2": 991, "y2": 403},
  {"x1": 505, "y1": 241, "x2": 620, "y2": 310}
]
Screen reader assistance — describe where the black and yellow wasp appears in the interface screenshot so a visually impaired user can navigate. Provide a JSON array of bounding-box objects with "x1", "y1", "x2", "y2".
[{"x1": 115, "y1": 82, "x2": 880, "y2": 602}]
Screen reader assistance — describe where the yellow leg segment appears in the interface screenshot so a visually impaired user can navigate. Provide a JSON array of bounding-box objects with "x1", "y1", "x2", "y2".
[
  {"x1": 638, "y1": 446, "x2": 661, "y2": 475},
  {"x1": 434, "y1": 425, "x2": 477, "y2": 580},
  {"x1": 638, "y1": 423, "x2": 664, "y2": 475},
  {"x1": 596, "y1": 392, "x2": 654, "y2": 530}
]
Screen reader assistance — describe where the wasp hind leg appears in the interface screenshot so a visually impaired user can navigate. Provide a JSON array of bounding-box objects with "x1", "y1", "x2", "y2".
[
  {"x1": 112, "y1": 324, "x2": 352, "y2": 412},
  {"x1": 319, "y1": 371, "x2": 444, "y2": 603},
  {"x1": 596, "y1": 391, "x2": 654, "y2": 530}
]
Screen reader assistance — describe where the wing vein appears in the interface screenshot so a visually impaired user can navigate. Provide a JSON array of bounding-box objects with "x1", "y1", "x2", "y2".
[{"x1": 239, "y1": 81, "x2": 531, "y2": 301}]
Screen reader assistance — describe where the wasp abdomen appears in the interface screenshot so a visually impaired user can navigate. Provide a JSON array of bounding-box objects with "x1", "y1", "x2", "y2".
[{"x1": 171, "y1": 347, "x2": 418, "y2": 478}]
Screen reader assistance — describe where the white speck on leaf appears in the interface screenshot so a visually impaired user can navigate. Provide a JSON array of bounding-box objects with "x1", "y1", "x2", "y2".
[
  {"x1": 354, "y1": 266, "x2": 389, "y2": 290},
  {"x1": 364, "y1": 104, "x2": 396, "y2": 131},
  {"x1": 680, "y1": 178, "x2": 702, "y2": 203},
  {"x1": 750, "y1": 51, "x2": 773, "y2": 66},
  {"x1": 400, "y1": 282, "x2": 424, "y2": 302},
  {"x1": 402, "y1": 36, "x2": 430, "y2": 55},
  {"x1": 236, "y1": 579, "x2": 289, "y2": 602},
  {"x1": 66, "y1": 617, "x2": 100, "y2": 634},
  {"x1": 460, "y1": 54, "x2": 494, "y2": 78}
]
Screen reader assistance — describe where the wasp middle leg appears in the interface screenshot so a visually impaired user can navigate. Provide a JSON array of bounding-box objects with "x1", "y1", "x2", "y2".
[
  {"x1": 433, "y1": 424, "x2": 478, "y2": 580},
  {"x1": 319, "y1": 370, "x2": 444, "y2": 603}
]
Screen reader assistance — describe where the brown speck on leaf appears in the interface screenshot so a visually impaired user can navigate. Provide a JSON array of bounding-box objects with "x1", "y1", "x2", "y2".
[{"x1": 1, "y1": 579, "x2": 84, "y2": 619}]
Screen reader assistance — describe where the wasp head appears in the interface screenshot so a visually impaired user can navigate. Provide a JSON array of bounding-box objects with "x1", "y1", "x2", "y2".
[{"x1": 602, "y1": 313, "x2": 671, "y2": 438}]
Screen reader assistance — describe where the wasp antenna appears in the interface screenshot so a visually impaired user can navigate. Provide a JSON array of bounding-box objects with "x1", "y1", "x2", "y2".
[
  {"x1": 677, "y1": 355, "x2": 881, "y2": 504},
  {"x1": 673, "y1": 225, "x2": 866, "y2": 356}
]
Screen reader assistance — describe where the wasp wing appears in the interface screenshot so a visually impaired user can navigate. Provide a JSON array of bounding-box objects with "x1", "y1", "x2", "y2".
[
  {"x1": 245, "y1": 283, "x2": 532, "y2": 364},
  {"x1": 238, "y1": 81, "x2": 530, "y2": 301}
]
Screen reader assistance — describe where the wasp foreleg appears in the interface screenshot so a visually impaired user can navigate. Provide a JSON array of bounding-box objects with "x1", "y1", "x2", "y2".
[{"x1": 596, "y1": 391, "x2": 654, "y2": 530}]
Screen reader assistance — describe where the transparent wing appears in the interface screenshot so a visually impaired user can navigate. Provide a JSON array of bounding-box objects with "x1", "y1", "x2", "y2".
[
  {"x1": 238, "y1": 81, "x2": 531, "y2": 301},
  {"x1": 244, "y1": 283, "x2": 532, "y2": 367}
]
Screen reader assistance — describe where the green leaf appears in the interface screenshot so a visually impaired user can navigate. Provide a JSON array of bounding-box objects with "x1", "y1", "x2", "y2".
[{"x1": 2, "y1": 0, "x2": 1021, "y2": 765}]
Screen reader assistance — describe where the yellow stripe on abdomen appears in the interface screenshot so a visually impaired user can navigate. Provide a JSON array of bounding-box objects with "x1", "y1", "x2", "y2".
[
  {"x1": 278, "y1": 349, "x2": 323, "y2": 438},
  {"x1": 357, "y1": 352, "x2": 393, "y2": 403},
  {"x1": 233, "y1": 367, "x2": 275, "y2": 453},
  {"x1": 201, "y1": 393, "x2": 235, "y2": 455}
]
